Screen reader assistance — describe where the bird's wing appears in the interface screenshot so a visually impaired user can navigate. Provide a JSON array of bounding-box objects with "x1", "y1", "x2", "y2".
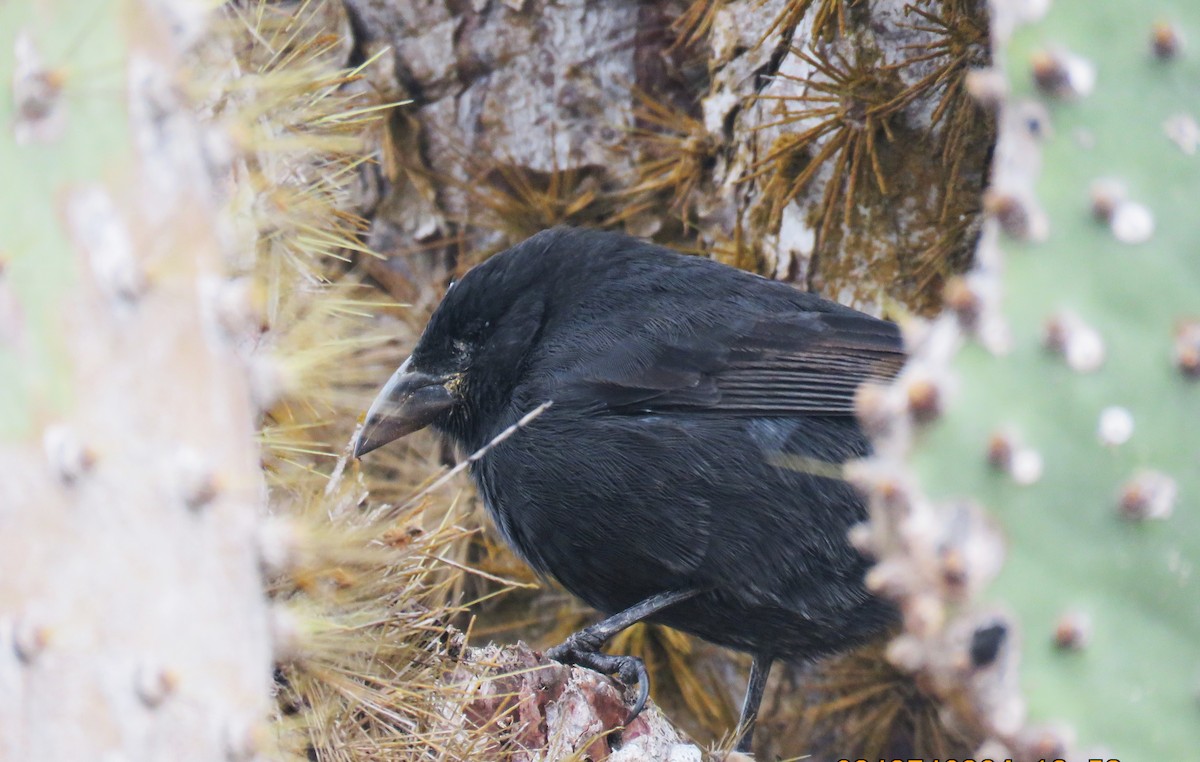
[{"x1": 562, "y1": 309, "x2": 905, "y2": 417}]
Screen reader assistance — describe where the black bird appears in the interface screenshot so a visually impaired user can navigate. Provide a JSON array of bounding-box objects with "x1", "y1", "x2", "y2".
[{"x1": 354, "y1": 227, "x2": 902, "y2": 754}]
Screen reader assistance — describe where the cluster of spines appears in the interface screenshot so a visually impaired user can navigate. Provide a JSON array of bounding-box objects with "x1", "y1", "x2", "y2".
[
  {"x1": 205, "y1": 3, "x2": 521, "y2": 759},
  {"x1": 741, "y1": 0, "x2": 992, "y2": 310}
]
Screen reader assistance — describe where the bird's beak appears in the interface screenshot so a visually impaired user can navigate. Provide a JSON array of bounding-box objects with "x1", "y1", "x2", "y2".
[{"x1": 353, "y1": 358, "x2": 455, "y2": 458}]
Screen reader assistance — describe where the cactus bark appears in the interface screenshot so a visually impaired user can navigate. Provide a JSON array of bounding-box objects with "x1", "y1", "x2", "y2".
[{"x1": 1, "y1": 2, "x2": 273, "y2": 759}]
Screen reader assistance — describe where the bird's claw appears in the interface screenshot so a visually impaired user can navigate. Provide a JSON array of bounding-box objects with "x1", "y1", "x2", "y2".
[
  {"x1": 546, "y1": 633, "x2": 650, "y2": 723},
  {"x1": 546, "y1": 628, "x2": 603, "y2": 661}
]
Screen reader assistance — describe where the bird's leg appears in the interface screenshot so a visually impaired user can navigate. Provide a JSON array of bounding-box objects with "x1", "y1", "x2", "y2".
[
  {"x1": 546, "y1": 589, "x2": 698, "y2": 722},
  {"x1": 734, "y1": 652, "x2": 775, "y2": 754}
]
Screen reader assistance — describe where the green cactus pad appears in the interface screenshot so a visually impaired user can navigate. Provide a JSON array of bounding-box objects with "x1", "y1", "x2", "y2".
[
  {"x1": 915, "y1": 2, "x2": 1200, "y2": 758},
  {"x1": 0, "y1": 3, "x2": 130, "y2": 437}
]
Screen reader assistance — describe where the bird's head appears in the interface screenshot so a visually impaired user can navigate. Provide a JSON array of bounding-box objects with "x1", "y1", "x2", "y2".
[{"x1": 353, "y1": 232, "x2": 569, "y2": 458}]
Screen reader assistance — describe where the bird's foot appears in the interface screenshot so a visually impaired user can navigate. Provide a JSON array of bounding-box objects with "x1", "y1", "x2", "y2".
[{"x1": 546, "y1": 630, "x2": 650, "y2": 723}]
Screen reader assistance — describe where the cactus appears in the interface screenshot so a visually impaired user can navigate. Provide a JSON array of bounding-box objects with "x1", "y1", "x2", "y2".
[
  {"x1": 856, "y1": 1, "x2": 1200, "y2": 760},
  {"x1": 0, "y1": 1, "x2": 275, "y2": 758},
  {"x1": 1, "y1": 1, "x2": 494, "y2": 759}
]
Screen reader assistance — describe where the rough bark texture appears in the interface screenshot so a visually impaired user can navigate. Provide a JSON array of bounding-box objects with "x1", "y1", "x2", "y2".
[
  {"x1": 345, "y1": 0, "x2": 991, "y2": 313},
  {"x1": 727, "y1": 0, "x2": 993, "y2": 309}
]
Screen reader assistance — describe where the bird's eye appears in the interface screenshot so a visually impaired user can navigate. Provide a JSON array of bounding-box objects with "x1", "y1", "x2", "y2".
[{"x1": 447, "y1": 280, "x2": 457, "y2": 291}]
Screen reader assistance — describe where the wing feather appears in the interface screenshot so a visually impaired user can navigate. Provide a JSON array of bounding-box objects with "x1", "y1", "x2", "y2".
[{"x1": 563, "y1": 308, "x2": 904, "y2": 416}]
